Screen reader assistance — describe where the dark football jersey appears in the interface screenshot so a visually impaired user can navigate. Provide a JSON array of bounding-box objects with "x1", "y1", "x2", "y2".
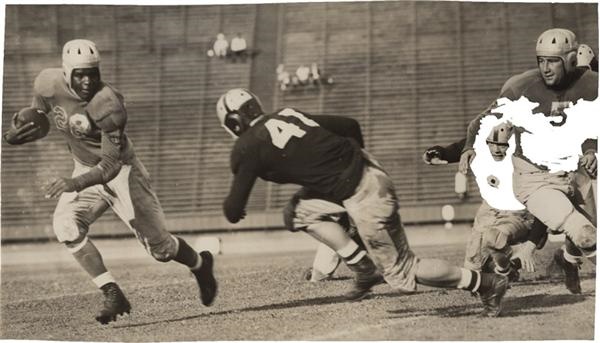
[{"x1": 223, "y1": 108, "x2": 365, "y2": 223}]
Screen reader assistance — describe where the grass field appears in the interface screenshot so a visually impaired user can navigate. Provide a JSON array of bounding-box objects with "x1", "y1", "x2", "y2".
[{"x1": 0, "y1": 237, "x2": 595, "y2": 341}]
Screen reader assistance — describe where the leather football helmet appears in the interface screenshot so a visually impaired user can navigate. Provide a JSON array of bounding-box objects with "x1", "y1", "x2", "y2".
[{"x1": 216, "y1": 88, "x2": 264, "y2": 137}]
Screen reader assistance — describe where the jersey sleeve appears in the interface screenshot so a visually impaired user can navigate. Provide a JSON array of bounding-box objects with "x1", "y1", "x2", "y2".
[
  {"x1": 70, "y1": 86, "x2": 126, "y2": 191},
  {"x1": 223, "y1": 141, "x2": 260, "y2": 223},
  {"x1": 31, "y1": 69, "x2": 55, "y2": 113},
  {"x1": 463, "y1": 101, "x2": 499, "y2": 151},
  {"x1": 439, "y1": 138, "x2": 467, "y2": 163}
]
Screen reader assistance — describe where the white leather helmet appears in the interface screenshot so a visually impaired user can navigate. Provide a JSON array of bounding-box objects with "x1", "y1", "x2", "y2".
[
  {"x1": 62, "y1": 39, "x2": 101, "y2": 90},
  {"x1": 535, "y1": 28, "x2": 578, "y2": 73},
  {"x1": 216, "y1": 88, "x2": 264, "y2": 137}
]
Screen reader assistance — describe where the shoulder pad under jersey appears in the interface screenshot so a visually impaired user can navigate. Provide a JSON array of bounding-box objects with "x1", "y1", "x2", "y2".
[
  {"x1": 33, "y1": 68, "x2": 64, "y2": 98},
  {"x1": 86, "y1": 85, "x2": 127, "y2": 132},
  {"x1": 500, "y1": 69, "x2": 540, "y2": 97}
]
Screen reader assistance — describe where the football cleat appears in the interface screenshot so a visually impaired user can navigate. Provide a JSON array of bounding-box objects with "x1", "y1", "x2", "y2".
[
  {"x1": 479, "y1": 274, "x2": 509, "y2": 317},
  {"x1": 343, "y1": 256, "x2": 384, "y2": 301},
  {"x1": 95, "y1": 282, "x2": 131, "y2": 325},
  {"x1": 553, "y1": 248, "x2": 582, "y2": 294},
  {"x1": 304, "y1": 268, "x2": 334, "y2": 282},
  {"x1": 192, "y1": 251, "x2": 218, "y2": 306},
  {"x1": 344, "y1": 273, "x2": 384, "y2": 301}
]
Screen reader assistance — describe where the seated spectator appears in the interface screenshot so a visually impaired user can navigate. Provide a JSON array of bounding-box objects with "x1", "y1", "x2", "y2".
[
  {"x1": 577, "y1": 43, "x2": 598, "y2": 72},
  {"x1": 277, "y1": 64, "x2": 291, "y2": 91},
  {"x1": 296, "y1": 65, "x2": 311, "y2": 85},
  {"x1": 310, "y1": 62, "x2": 321, "y2": 85},
  {"x1": 230, "y1": 33, "x2": 248, "y2": 62},
  {"x1": 213, "y1": 33, "x2": 229, "y2": 58}
]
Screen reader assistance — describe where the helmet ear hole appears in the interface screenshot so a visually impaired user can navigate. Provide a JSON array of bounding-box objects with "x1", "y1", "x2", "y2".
[{"x1": 225, "y1": 112, "x2": 244, "y2": 135}]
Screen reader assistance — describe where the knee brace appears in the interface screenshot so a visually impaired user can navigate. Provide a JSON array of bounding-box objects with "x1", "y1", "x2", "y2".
[
  {"x1": 149, "y1": 235, "x2": 178, "y2": 262},
  {"x1": 483, "y1": 228, "x2": 510, "y2": 250}
]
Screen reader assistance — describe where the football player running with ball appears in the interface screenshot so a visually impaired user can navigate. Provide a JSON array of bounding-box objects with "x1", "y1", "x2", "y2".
[
  {"x1": 217, "y1": 88, "x2": 510, "y2": 317},
  {"x1": 459, "y1": 28, "x2": 597, "y2": 294},
  {"x1": 3, "y1": 39, "x2": 217, "y2": 324}
]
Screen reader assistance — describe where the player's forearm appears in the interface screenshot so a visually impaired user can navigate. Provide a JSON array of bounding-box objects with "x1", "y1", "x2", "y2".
[
  {"x1": 70, "y1": 157, "x2": 123, "y2": 192},
  {"x1": 463, "y1": 117, "x2": 482, "y2": 152},
  {"x1": 223, "y1": 171, "x2": 257, "y2": 223},
  {"x1": 441, "y1": 138, "x2": 467, "y2": 163}
]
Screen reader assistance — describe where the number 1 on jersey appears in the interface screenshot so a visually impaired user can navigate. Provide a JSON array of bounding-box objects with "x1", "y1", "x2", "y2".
[{"x1": 265, "y1": 119, "x2": 306, "y2": 149}]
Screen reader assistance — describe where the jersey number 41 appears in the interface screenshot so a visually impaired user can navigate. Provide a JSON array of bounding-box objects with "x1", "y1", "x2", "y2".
[{"x1": 265, "y1": 109, "x2": 319, "y2": 149}]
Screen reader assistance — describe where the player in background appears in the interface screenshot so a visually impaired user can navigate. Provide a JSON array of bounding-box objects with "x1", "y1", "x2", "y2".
[
  {"x1": 2, "y1": 39, "x2": 217, "y2": 324},
  {"x1": 423, "y1": 126, "x2": 548, "y2": 279},
  {"x1": 458, "y1": 28, "x2": 597, "y2": 294},
  {"x1": 217, "y1": 88, "x2": 509, "y2": 317},
  {"x1": 577, "y1": 43, "x2": 598, "y2": 72}
]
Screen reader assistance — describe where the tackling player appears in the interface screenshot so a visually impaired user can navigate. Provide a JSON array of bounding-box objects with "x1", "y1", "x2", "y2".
[
  {"x1": 283, "y1": 115, "x2": 369, "y2": 283},
  {"x1": 217, "y1": 88, "x2": 510, "y2": 317},
  {"x1": 3, "y1": 39, "x2": 217, "y2": 324},
  {"x1": 458, "y1": 28, "x2": 597, "y2": 294},
  {"x1": 423, "y1": 126, "x2": 549, "y2": 279}
]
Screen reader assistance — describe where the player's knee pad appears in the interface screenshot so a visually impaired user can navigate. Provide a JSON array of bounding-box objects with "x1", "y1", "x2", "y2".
[
  {"x1": 52, "y1": 214, "x2": 87, "y2": 243},
  {"x1": 563, "y1": 211, "x2": 596, "y2": 251},
  {"x1": 482, "y1": 228, "x2": 510, "y2": 250},
  {"x1": 149, "y1": 235, "x2": 178, "y2": 262}
]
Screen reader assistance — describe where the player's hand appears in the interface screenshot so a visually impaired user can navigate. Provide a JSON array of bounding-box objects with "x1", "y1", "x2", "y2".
[
  {"x1": 422, "y1": 146, "x2": 448, "y2": 165},
  {"x1": 580, "y1": 151, "x2": 597, "y2": 178},
  {"x1": 458, "y1": 149, "x2": 476, "y2": 174},
  {"x1": 3, "y1": 113, "x2": 41, "y2": 145},
  {"x1": 44, "y1": 177, "x2": 77, "y2": 199},
  {"x1": 511, "y1": 241, "x2": 537, "y2": 273}
]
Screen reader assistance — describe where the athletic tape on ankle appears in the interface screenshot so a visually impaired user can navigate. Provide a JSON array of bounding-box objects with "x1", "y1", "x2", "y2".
[
  {"x1": 93, "y1": 272, "x2": 116, "y2": 288},
  {"x1": 563, "y1": 246, "x2": 584, "y2": 264},
  {"x1": 336, "y1": 240, "x2": 359, "y2": 258},
  {"x1": 346, "y1": 250, "x2": 367, "y2": 265}
]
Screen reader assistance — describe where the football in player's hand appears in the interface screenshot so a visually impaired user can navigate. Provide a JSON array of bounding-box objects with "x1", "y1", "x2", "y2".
[{"x1": 16, "y1": 107, "x2": 50, "y2": 138}]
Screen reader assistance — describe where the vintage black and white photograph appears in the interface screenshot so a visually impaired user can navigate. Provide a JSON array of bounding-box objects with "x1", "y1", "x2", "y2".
[{"x1": 0, "y1": 0, "x2": 597, "y2": 341}]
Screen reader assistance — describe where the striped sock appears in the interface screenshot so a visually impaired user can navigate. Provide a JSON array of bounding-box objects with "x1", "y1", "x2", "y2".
[
  {"x1": 457, "y1": 268, "x2": 481, "y2": 292},
  {"x1": 336, "y1": 241, "x2": 367, "y2": 266}
]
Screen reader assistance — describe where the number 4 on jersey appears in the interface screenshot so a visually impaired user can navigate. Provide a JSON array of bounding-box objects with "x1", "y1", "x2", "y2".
[
  {"x1": 265, "y1": 119, "x2": 306, "y2": 149},
  {"x1": 265, "y1": 109, "x2": 319, "y2": 149}
]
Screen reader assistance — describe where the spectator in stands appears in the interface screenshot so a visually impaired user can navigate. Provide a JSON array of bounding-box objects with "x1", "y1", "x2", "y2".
[
  {"x1": 310, "y1": 62, "x2": 321, "y2": 85},
  {"x1": 230, "y1": 33, "x2": 248, "y2": 62},
  {"x1": 277, "y1": 64, "x2": 291, "y2": 91},
  {"x1": 213, "y1": 33, "x2": 229, "y2": 58},
  {"x1": 296, "y1": 65, "x2": 311, "y2": 85}
]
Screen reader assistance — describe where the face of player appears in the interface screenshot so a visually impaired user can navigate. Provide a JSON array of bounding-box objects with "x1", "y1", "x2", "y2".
[
  {"x1": 537, "y1": 56, "x2": 566, "y2": 87},
  {"x1": 71, "y1": 67, "x2": 100, "y2": 101},
  {"x1": 487, "y1": 142, "x2": 509, "y2": 161}
]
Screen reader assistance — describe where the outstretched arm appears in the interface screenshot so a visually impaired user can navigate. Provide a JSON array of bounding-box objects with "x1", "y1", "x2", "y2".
[
  {"x1": 423, "y1": 138, "x2": 467, "y2": 165},
  {"x1": 223, "y1": 144, "x2": 261, "y2": 223}
]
